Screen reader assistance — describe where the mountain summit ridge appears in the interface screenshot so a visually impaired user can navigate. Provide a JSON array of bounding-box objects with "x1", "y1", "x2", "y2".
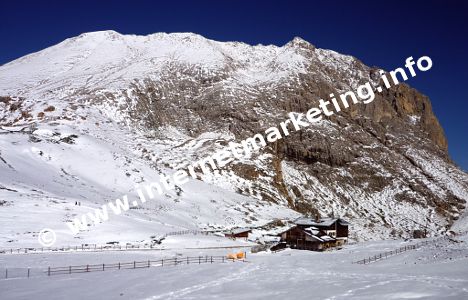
[{"x1": 0, "y1": 32, "x2": 467, "y2": 245}]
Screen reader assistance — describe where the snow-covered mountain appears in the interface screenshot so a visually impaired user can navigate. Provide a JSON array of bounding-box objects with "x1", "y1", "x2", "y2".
[{"x1": 1, "y1": 31, "x2": 467, "y2": 247}]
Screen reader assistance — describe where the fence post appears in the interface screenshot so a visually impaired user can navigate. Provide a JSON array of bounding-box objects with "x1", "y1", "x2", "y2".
[
  {"x1": 86, "y1": 265, "x2": 89, "y2": 272},
  {"x1": 187, "y1": 257, "x2": 189, "y2": 265},
  {"x1": 5, "y1": 269, "x2": 7, "y2": 279},
  {"x1": 48, "y1": 267, "x2": 50, "y2": 276},
  {"x1": 211, "y1": 256, "x2": 213, "y2": 264},
  {"x1": 69, "y1": 266, "x2": 71, "y2": 274},
  {"x1": 118, "y1": 262, "x2": 121, "y2": 270},
  {"x1": 133, "y1": 261, "x2": 136, "y2": 269},
  {"x1": 28, "y1": 268, "x2": 30, "y2": 278},
  {"x1": 148, "y1": 260, "x2": 150, "y2": 268},
  {"x1": 103, "y1": 264, "x2": 105, "y2": 271}
]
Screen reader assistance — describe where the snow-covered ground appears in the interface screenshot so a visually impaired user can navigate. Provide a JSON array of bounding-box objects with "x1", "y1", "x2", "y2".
[
  {"x1": 1, "y1": 233, "x2": 467, "y2": 300},
  {"x1": 0, "y1": 117, "x2": 299, "y2": 248}
]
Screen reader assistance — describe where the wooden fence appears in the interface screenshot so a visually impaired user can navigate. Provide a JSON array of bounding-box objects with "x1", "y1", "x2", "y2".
[
  {"x1": 0, "y1": 229, "x2": 258, "y2": 256},
  {"x1": 162, "y1": 230, "x2": 212, "y2": 238},
  {"x1": 0, "y1": 244, "x2": 252, "y2": 256},
  {"x1": 353, "y1": 236, "x2": 447, "y2": 265},
  {"x1": 0, "y1": 243, "x2": 176, "y2": 255},
  {"x1": 2, "y1": 254, "x2": 246, "y2": 279}
]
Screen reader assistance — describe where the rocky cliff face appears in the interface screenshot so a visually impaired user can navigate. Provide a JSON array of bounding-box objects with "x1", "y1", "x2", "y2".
[{"x1": 1, "y1": 31, "x2": 467, "y2": 240}]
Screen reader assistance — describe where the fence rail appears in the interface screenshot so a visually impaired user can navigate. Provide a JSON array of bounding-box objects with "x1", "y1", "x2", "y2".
[
  {"x1": 2, "y1": 255, "x2": 246, "y2": 279},
  {"x1": 0, "y1": 231, "x2": 212, "y2": 255},
  {"x1": 162, "y1": 230, "x2": 212, "y2": 238},
  {"x1": 353, "y1": 236, "x2": 447, "y2": 265},
  {"x1": 0, "y1": 243, "x2": 156, "y2": 255},
  {"x1": 0, "y1": 229, "x2": 258, "y2": 256},
  {"x1": 0, "y1": 240, "x2": 251, "y2": 255}
]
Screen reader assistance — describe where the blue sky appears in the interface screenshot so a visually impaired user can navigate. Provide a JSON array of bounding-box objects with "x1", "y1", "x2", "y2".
[{"x1": 1, "y1": 0, "x2": 467, "y2": 170}]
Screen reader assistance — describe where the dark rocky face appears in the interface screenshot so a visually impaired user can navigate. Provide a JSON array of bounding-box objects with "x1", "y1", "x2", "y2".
[{"x1": 101, "y1": 40, "x2": 465, "y2": 240}]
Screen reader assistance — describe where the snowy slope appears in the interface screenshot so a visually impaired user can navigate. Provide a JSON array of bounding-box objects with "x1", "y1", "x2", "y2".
[
  {"x1": 0, "y1": 31, "x2": 309, "y2": 97},
  {"x1": 0, "y1": 108, "x2": 298, "y2": 248},
  {"x1": 1, "y1": 30, "x2": 467, "y2": 248}
]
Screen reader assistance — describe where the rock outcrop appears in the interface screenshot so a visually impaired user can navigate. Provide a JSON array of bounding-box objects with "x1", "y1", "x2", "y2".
[{"x1": 0, "y1": 31, "x2": 467, "y2": 240}]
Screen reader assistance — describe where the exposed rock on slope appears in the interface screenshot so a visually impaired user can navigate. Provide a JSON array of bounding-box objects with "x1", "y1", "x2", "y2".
[{"x1": 0, "y1": 31, "x2": 467, "y2": 241}]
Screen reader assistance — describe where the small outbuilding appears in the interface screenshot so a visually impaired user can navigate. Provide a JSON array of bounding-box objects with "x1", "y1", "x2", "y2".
[{"x1": 224, "y1": 228, "x2": 252, "y2": 240}]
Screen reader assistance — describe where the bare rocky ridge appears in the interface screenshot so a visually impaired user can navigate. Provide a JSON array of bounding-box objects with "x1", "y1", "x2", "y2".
[{"x1": 1, "y1": 31, "x2": 467, "y2": 240}]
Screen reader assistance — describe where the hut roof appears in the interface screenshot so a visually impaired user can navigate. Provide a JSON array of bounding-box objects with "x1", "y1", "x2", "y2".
[
  {"x1": 294, "y1": 217, "x2": 349, "y2": 227},
  {"x1": 225, "y1": 228, "x2": 252, "y2": 235}
]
